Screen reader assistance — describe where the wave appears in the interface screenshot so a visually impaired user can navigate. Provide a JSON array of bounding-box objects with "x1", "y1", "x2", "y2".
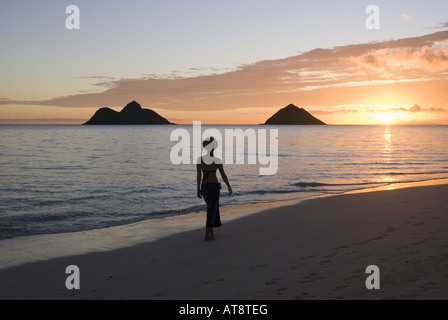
[
  {"x1": 382, "y1": 171, "x2": 448, "y2": 176},
  {"x1": 32, "y1": 194, "x2": 113, "y2": 207},
  {"x1": 234, "y1": 181, "x2": 382, "y2": 199},
  {"x1": 241, "y1": 189, "x2": 323, "y2": 196},
  {"x1": 0, "y1": 204, "x2": 207, "y2": 241},
  {"x1": 292, "y1": 181, "x2": 377, "y2": 188}
]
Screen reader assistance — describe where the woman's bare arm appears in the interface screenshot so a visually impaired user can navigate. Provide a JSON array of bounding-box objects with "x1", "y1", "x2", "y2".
[
  {"x1": 218, "y1": 164, "x2": 232, "y2": 195},
  {"x1": 196, "y1": 164, "x2": 202, "y2": 198}
]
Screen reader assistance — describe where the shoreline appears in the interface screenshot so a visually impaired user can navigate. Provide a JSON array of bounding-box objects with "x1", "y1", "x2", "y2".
[
  {"x1": 1, "y1": 178, "x2": 448, "y2": 271},
  {"x1": 0, "y1": 179, "x2": 447, "y2": 299},
  {"x1": 0, "y1": 196, "x2": 301, "y2": 270}
]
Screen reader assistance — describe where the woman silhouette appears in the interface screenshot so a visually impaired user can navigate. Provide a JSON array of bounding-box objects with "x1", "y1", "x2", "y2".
[{"x1": 197, "y1": 137, "x2": 232, "y2": 240}]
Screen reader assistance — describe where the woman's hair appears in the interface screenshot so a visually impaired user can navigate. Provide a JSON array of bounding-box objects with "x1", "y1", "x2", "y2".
[{"x1": 202, "y1": 137, "x2": 215, "y2": 148}]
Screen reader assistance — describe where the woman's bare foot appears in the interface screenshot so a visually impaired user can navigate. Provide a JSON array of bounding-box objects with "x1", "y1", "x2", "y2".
[{"x1": 204, "y1": 227, "x2": 215, "y2": 241}]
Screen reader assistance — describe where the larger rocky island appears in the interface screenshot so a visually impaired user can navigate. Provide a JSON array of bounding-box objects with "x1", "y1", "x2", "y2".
[
  {"x1": 84, "y1": 101, "x2": 174, "y2": 125},
  {"x1": 264, "y1": 104, "x2": 326, "y2": 125}
]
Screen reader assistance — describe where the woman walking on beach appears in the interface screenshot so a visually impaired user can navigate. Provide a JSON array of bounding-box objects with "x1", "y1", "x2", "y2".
[{"x1": 197, "y1": 137, "x2": 232, "y2": 241}]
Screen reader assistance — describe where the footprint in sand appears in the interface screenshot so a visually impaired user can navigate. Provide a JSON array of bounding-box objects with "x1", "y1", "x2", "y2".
[
  {"x1": 250, "y1": 264, "x2": 267, "y2": 271},
  {"x1": 204, "y1": 278, "x2": 225, "y2": 285},
  {"x1": 419, "y1": 282, "x2": 438, "y2": 292},
  {"x1": 276, "y1": 287, "x2": 288, "y2": 295},
  {"x1": 300, "y1": 273, "x2": 322, "y2": 284},
  {"x1": 333, "y1": 284, "x2": 348, "y2": 291},
  {"x1": 153, "y1": 292, "x2": 166, "y2": 298},
  {"x1": 265, "y1": 278, "x2": 280, "y2": 285}
]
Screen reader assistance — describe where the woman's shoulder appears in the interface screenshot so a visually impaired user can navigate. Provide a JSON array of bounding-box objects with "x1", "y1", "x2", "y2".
[{"x1": 198, "y1": 156, "x2": 222, "y2": 165}]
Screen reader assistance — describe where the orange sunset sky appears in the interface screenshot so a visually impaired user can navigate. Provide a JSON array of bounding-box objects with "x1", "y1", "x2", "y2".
[{"x1": 1, "y1": 1, "x2": 448, "y2": 125}]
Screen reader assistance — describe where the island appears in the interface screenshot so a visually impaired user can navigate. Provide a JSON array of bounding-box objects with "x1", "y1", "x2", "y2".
[
  {"x1": 264, "y1": 104, "x2": 326, "y2": 125},
  {"x1": 83, "y1": 101, "x2": 174, "y2": 125}
]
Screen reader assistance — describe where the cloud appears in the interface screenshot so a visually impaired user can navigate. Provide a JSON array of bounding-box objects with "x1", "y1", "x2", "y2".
[
  {"x1": 409, "y1": 104, "x2": 422, "y2": 112},
  {"x1": 0, "y1": 118, "x2": 85, "y2": 124},
  {"x1": 73, "y1": 75, "x2": 116, "y2": 80},
  {"x1": 2, "y1": 31, "x2": 448, "y2": 113},
  {"x1": 311, "y1": 109, "x2": 358, "y2": 115},
  {"x1": 368, "y1": 104, "x2": 448, "y2": 113},
  {"x1": 400, "y1": 14, "x2": 412, "y2": 21},
  {"x1": 0, "y1": 98, "x2": 14, "y2": 103},
  {"x1": 433, "y1": 21, "x2": 448, "y2": 29},
  {"x1": 345, "y1": 44, "x2": 448, "y2": 75}
]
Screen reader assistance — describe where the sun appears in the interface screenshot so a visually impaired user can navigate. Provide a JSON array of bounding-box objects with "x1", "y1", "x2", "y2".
[
  {"x1": 373, "y1": 108, "x2": 407, "y2": 124},
  {"x1": 378, "y1": 113, "x2": 397, "y2": 123}
]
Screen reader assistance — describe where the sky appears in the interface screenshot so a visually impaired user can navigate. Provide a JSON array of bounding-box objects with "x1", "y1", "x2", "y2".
[{"x1": 1, "y1": 0, "x2": 448, "y2": 125}]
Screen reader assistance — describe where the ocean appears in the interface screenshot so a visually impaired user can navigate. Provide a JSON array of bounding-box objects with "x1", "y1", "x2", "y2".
[{"x1": 1, "y1": 125, "x2": 447, "y2": 240}]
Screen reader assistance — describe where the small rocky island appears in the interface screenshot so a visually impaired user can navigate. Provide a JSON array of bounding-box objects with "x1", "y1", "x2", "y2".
[
  {"x1": 83, "y1": 101, "x2": 174, "y2": 125},
  {"x1": 264, "y1": 104, "x2": 326, "y2": 125}
]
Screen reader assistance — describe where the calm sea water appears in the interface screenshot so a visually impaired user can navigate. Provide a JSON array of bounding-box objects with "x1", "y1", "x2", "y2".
[{"x1": 1, "y1": 125, "x2": 447, "y2": 240}]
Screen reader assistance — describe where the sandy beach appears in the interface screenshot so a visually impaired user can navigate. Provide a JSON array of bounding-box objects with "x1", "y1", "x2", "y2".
[{"x1": 1, "y1": 182, "x2": 448, "y2": 300}]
